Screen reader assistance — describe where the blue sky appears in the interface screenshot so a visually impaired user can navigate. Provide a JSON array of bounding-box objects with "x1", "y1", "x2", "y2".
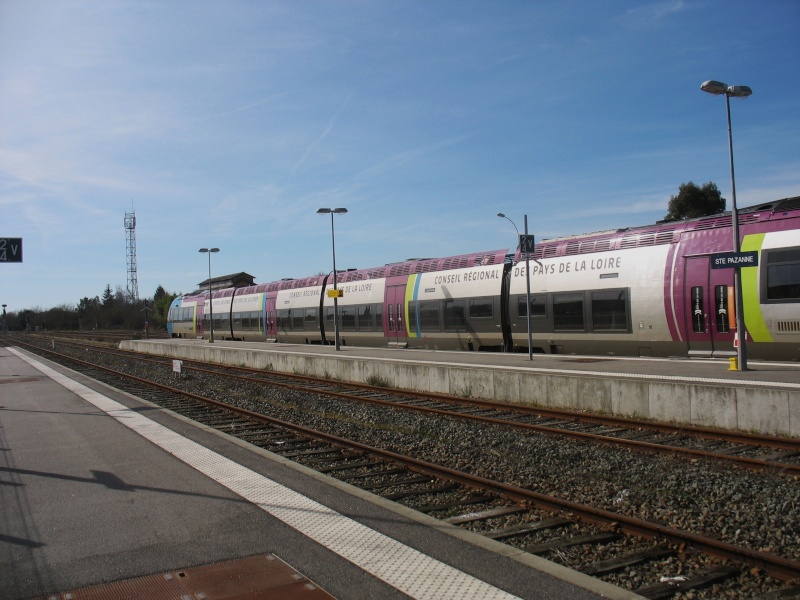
[{"x1": 1, "y1": 0, "x2": 798, "y2": 313}]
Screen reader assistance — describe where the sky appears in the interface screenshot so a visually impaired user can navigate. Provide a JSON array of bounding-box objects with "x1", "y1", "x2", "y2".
[{"x1": 1, "y1": 0, "x2": 799, "y2": 313}]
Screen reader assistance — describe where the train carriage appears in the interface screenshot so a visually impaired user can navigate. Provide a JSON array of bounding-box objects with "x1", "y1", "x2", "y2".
[
  {"x1": 222, "y1": 290, "x2": 265, "y2": 341},
  {"x1": 167, "y1": 294, "x2": 204, "y2": 338},
  {"x1": 274, "y1": 276, "x2": 327, "y2": 345},
  {"x1": 402, "y1": 263, "x2": 506, "y2": 351},
  {"x1": 320, "y1": 275, "x2": 387, "y2": 347},
  {"x1": 508, "y1": 244, "x2": 676, "y2": 356}
]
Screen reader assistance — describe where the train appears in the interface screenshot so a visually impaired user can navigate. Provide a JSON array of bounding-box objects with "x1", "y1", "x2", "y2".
[{"x1": 168, "y1": 196, "x2": 800, "y2": 361}]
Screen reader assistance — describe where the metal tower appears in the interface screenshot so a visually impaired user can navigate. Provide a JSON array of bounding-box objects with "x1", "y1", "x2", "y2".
[{"x1": 124, "y1": 211, "x2": 139, "y2": 301}]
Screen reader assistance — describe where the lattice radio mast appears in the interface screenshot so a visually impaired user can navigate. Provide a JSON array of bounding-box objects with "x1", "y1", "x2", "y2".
[{"x1": 124, "y1": 210, "x2": 139, "y2": 301}]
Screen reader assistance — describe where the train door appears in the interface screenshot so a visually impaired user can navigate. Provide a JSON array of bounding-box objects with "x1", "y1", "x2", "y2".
[
  {"x1": 194, "y1": 300, "x2": 208, "y2": 338},
  {"x1": 265, "y1": 294, "x2": 277, "y2": 341},
  {"x1": 385, "y1": 282, "x2": 408, "y2": 347},
  {"x1": 684, "y1": 256, "x2": 736, "y2": 357},
  {"x1": 195, "y1": 303, "x2": 204, "y2": 337}
]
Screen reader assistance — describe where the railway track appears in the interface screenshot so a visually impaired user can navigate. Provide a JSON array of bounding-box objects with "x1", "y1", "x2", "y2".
[
  {"x1": 8, "y1": 335, "x2": 800, "y2": 599},
  {"x1": 17, "y1": 335, "x2": 800, "y2": 476}
]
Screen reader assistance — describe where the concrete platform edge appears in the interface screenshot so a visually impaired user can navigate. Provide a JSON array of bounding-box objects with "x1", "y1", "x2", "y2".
[{"x1": 121, "y1": 340, "x2": 800, "y2": 438}]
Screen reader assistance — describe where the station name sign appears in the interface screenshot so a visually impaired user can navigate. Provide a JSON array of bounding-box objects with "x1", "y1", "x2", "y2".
[
  {"x1": 711, "y1": 251, "x2": 758, "y2": 269},
  {"x1": 0, "y1": 238, "x2": 23, "y2": 263}
]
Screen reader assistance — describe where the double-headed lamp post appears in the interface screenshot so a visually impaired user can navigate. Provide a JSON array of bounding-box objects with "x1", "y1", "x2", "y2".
[
  {"x1": 497, "y1": 213, "x2": 533, "y2": 360},
  {"x1": 198, "y1": 247, "x2": 220, "y2": 343},
  {"x1": 317, "y1": 208, "x2": 348, "y2": 350},
  {"x1": 701, "y1": 80, "x2": 752, "y2": 371}
]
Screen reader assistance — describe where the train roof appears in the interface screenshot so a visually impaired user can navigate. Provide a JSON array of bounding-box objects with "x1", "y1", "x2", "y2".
[
  {"x1": 526, "y1": 195, "x2": 800, "y2": 260},
  {"x1": 337, "y1": 249, "x2": 508, "y2": 283}
]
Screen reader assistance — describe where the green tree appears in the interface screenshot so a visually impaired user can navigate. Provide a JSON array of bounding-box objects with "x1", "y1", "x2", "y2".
[
  {"x1": 664, "y1": 182, "x2": 726, "y2": 221},
  {"x1": 78, "y1": 296, "x2": 101, "y2": 330},
  {"x1": 150, "y1": 285, "x2": 178, "y2": 331},
  {"x1": 101, "y1": 284, "x2": 114, "y2": 305},
  {"x1": 41, "y1": 304, "x2": 79, "y2": 330}
]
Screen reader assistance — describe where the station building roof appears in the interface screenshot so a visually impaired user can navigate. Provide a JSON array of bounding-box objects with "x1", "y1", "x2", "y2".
[{"x1": 197, "y1": 272, "x2": 255, "y2": 292}]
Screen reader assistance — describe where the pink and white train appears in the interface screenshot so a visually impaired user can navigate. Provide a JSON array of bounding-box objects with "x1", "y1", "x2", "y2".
[{"x1": 169, "y1": 196, "x2": 800, "y2": 361}]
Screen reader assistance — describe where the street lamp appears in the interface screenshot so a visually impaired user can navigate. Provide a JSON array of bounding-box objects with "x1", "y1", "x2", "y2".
[
  {"x1": 198, "y1": 247, "x2": 220, "y2": 343},
  {"x1": 497, "y1": 213, "x2": 533, "y2": 360},
  {"x1": 317, "y1": 208, "x2": 348, "y2": 350},
  {"x1": 701, "y1": 80, "x2": 752, "y2": 371}
]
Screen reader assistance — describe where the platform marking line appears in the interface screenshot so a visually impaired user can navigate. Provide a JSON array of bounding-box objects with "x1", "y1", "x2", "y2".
[{"x1": 11, "y1": 349, "x2": 521, "y2": 600}]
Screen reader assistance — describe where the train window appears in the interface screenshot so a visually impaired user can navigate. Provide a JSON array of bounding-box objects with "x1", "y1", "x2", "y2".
[
  {"x1": 444, "y1": 299, "x2": 465, "y2": 330},
  {"x1": 691, "y1": 287, "x2": 705, "y2": 333},
  {"x1": 374, "y1": 304, "x2": 383, "y2": 329},
  {"x1": 469, "y1": 298, "x2": 493, "y2": 319},
  {"x1": 277, "y1": 309, "x2": 291, "y2": 330},
  {"x1": 340, "y1": 306, "x2": 356, "y2": 330},
  {"x1": 304, "y1": 308, "x2": 317, "y2": 328},
  {"x1": 553, "y1": 293, "x2": 584, "y2": 331},
  {"x1": 417, "y1": 301, "x2": 440, "y2": 331},
  {"x1": 518, "y1": 295, "x2": 546, "y2": 318},
  {"x1": 292, "y1": 310, "x2": 304, "y2": 330},
  {"x1": 765, "y1": 247, "x2": 800, "y2": 302},
  {"x1": 388, "y1": 304, "x2": 395, "y2": 332},
  {"x1": 251, "y1": 311, "x2": 261, "y2": 330},
  {"x1": 233, "y1": 313, "x2": 243, "y2": 329},
  {"x1": 715, "y1": 286, "x2": 730, "y2": 333},
  {"x1": 591, "y1": 289, "x2": 629, "y2": 332},
  {"x1": 357, "y1": 305, "x2": 372, "y2": 330}
]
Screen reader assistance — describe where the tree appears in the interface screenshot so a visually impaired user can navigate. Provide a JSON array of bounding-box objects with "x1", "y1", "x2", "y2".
[
  {"x1": 150, "y1": 285, "x2": 178, "y2": 331},
  {"x1": 664, "y1": 182, "x2": 726, "y2": 221},
  {"x1": 78, "y1": 296, "x2": 101, "y2": 330},
  {"x1": 101, "y1": 284, "x2": 114, "y2": 306}
]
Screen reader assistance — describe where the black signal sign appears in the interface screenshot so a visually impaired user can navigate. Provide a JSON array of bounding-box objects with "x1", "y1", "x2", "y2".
[
  {"x1": 519, "y1": 234, "x2": 535, "y2": 254},
  {"x1": 0, "y1": 238, "x2": 22, "y2": 263}
]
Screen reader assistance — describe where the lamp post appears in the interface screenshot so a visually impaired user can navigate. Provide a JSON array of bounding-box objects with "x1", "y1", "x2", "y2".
[
  {"x1": 198, "y1": 247, "x2": 220, "y2": 343},
  {"x1": 1, "y1": 304, "x2": 6, "y2": 334},
  {"x1": 498, "y1": 213, "x2": 533, "y2": 360},
  {"x1": 701, "y1": 80, "x2": 752, "y2": 371},
  {"x1": 317, "y1": 208, "x2": 348, "y2": 350}
]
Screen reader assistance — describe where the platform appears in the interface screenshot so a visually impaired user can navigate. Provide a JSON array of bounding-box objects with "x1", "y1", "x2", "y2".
[
  {"x1": 121, "y1": 338, "x2": 800, "y2": 438},
  {"x1": 0, "y1": 346, "x2": 634, "y2": 600}
]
